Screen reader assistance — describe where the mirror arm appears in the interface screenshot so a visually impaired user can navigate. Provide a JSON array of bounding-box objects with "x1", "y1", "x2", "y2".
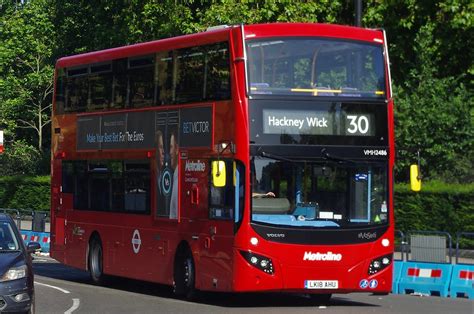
[
  {"x1": 215, "y1": 140, "x2": 235, "y2": 176},
  {"x1": 416, "y1": 150, "x2": 422, "y2": 180}
]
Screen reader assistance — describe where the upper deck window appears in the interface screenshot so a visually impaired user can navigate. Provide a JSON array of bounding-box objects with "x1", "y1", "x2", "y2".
[
  {"x1": 246, "y1": 38, "x2": 386, "y2": 98},
  {"x1": 55, "y1": 42, "x2": 230, "y2": 114}
]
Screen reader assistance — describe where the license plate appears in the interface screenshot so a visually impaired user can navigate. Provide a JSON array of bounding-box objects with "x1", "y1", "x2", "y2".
[{"x1": 304, "y1": 280, "x2": 339, "y2": 289}]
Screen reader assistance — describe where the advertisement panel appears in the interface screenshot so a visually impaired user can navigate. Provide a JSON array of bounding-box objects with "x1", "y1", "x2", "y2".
[
  {"x1": 76, "y1": 105, "x2": 213, "y2": 219},
  {"x1": 77, "y1": 106, "x2": 213, "y2": 151}
]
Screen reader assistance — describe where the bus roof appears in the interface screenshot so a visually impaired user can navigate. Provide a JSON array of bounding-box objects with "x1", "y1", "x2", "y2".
[
  {"x1": 244, "y1": 23, "x2": 383, "y2": 43},
  {"x1": 56, "y1": 23, "x2": 384, "y2": 69},
  {"x1": 55, "y1": 26, "x2": 234, "y2": 69}
]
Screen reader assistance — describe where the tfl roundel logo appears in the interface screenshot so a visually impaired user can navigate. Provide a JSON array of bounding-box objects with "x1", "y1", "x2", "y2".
[{"x1": 131, "y1": 229, "x2": 141, "y2": 254}]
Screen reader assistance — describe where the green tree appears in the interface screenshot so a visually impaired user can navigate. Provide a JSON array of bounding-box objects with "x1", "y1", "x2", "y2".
[
  {"x1": 52, "y1": 0, "x2": 199, "y2": 56},
  {"x1": 0, "y1": 0, "x2": 54, "y2": 152},
  {"x1": 0, "y1": 0, "x2": 54, "y2": 174},
  {"x1": 197, "y1": 0, "x2": 342, "y2": 26},
  {"x1": 364, "y1": 0, "x2": 473, "y2": 86},
  {"x1": 0, "y1": 140, "x2": 41, "y2": 175},
  {"x1": 364, "y1": 1, "x2": 473, "y2": 182}
]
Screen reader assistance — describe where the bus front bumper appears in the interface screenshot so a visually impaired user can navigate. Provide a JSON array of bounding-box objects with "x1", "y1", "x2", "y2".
[{"x1": 233, "y1": 248, "x2": 393, "y2": 294}]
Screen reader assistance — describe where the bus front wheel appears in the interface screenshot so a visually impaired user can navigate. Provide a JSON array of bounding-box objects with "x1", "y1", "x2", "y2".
[
  {"x1": 173, "y1": 249, "x2": 196, "y2": 300},
  {"x1": 89, "y1": 238, "x2": 105, "y2": 285}
]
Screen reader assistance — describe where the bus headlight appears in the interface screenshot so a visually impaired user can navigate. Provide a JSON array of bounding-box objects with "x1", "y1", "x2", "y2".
[
  {"x1": 368, "y1": 254, "x2": 392, "y2": 275},
  {"x1": 240, "y1": 251, "x2": 274, "y2": 275}
]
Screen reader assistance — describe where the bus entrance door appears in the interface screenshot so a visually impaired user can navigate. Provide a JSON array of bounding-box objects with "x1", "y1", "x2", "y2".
[{"x1": 201, "y1": 159, "x2": 236, "y2": 291}]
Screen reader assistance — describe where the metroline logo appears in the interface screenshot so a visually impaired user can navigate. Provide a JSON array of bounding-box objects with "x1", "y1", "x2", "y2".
[
  {"x1": 185, "y1": 160, "x2": 206, "y2": 172},
  {"x1": 303, "y1": 251, "x2": 343, "y2": 261}
]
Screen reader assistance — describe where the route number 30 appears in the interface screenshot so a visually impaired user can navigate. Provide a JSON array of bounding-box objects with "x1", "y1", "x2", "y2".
[{"x1": 346, "y1": 115, "x2": 370, "y2": 134}]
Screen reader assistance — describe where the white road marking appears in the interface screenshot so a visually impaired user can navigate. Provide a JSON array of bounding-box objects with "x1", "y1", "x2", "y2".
[
  {"x1": 65, "y1": 298, "x2": 80, "y2": 314},
  {"x1": 35, "y1": 281, "x2": 70, "y2": 294},
  {"x1": 35, "y1": 281, "x2": 81, "y2": 313}
]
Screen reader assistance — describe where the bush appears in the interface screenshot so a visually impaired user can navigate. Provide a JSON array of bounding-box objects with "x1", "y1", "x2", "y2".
[
  {"x1": 394, "y1": 181, "x2": 474, "y2": 248},
  {"x1": 0, "y1": 176, "x2": 50, "y2": 213},
  {"x1": 0, "y1": 140, "x2": 42, "y2": 176}
]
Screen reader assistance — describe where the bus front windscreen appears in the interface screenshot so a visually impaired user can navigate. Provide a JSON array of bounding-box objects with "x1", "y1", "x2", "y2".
[
  {"x1": 247, "y1": 38, "x2": 386, "y2": 98},
  {"x1": 251, "y1": 157, "x2": 388, "y2": 228}
]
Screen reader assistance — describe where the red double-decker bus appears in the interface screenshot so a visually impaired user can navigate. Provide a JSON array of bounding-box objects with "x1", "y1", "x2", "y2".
[{"x1": 51, "y1": 23, "x2": 394, "y2": 300}]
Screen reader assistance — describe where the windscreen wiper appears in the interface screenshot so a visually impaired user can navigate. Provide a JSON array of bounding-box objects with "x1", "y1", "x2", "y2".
[
  {"x1": 321, "y1": 148, "x2": 356, "y2": 164},
  {"x1": 259, "y1": 150, "x2": 297, "y2": 162}
]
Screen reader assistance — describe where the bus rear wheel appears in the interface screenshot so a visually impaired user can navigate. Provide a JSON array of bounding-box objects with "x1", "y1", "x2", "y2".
[
  {"x1": 173, "y1": 249, "x2": 196, "y2": 300},
  {"x1": 89, "y1": 238, "x2": 105, "y2": 285}
]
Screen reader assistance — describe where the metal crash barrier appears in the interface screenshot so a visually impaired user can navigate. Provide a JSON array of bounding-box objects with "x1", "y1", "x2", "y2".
[
  {"x1": 32, "y1": 211, "x2": 48, "y2": 232},
  {"x1": 392, "y1": 230, "x2": 407, "y2": 294}
]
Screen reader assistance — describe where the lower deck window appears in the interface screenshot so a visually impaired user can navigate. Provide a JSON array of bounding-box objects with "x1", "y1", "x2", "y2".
[{"x1": 62, "y1": 160, "x2": 150, "y2": 214}]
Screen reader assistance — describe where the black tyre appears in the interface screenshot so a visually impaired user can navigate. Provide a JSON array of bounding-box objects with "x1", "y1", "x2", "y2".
[
  {"x1": 26, "y1": 294, "x2": 35, "y2": 314},
  {"x1": 173, "y1": 249, "x2": 197, "y2": 300},
  {"x1": 89, "y1": 238, "x2": 105, "y2": 285}
]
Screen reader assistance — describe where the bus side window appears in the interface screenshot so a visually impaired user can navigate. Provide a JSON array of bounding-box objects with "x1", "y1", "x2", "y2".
[
  {"x1": 88, "y1": 162, "x2": 111, "y2": 211},
  {"x1": 71, "y1": 161, "x2": 88, "y2": 210},
  {"x1": 89, "y1": 63, "x2": 113, "y2": 111},
  {"x1": 156, "y1": 51, "x2": 174, "y2": 105},
  {"x1": 124, "y1": 162, "x2": 150, "y2": 213},
  {"x1": 112, "y1": 58, "x2": 128, "y2": 109},
  {"x1": 205, "y1": 42, "x2": 231, "y2": 101},
  {"x1": 55, "y1": 69, "x2": 66, "y2": 114},
  {"x1": 61, "y1": 161, "x2": 74, "y2": 194},
  {"x1": 66, "y1": 67, "x2": 88, "y2": 113},
  {"x1": 175, "y1": 46, "x2": 205, "y2": 104},
  {"x1": 129, "y1": 55, "x2": 154, "y2": 108}
]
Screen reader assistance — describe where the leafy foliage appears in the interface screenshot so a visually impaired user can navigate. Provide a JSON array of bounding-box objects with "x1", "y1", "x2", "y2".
[
  {"x1": 394, "y1": 181, "x2": 474, "y2": 248},
  {"x1": 0, "y1": 140, "x2": 41, "y2": 175},
  {"x1": 0, "y1": 0, "x2": 472, "y2": 183},
  {"x1": 0, "y1": 0, "x2": 54, "y2": 173},
  {"x1": 0, "y1": 175, "x2": 50, "y2": 212}
]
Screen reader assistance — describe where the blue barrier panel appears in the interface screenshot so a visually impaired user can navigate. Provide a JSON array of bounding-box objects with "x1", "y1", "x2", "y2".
[
  {"x1": 398, "y1": 261, "x2": 453, "y2": 297},
  {"x1": 20, "y1": 230, "x2": 50, "y2": 253},
  {"x1": 392, "y1": 261, "x2": 404, "y2": 294},
  {"x1": 449, "y1": 264, "x2": 474, "y2": 299}
]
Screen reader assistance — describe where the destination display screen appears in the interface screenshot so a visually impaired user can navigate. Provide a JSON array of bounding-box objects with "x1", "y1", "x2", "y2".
[
  {"x1": 249, "y1": 100, "x2": 388, "y2": 147},
  {"x1": 263, "y1": 109, "x2": 375, "y2": 137}
]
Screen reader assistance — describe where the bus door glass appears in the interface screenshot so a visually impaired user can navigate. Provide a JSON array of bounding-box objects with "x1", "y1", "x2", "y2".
[{"x1": 202, "y1": 159, "x2": 238, "y2": 290}]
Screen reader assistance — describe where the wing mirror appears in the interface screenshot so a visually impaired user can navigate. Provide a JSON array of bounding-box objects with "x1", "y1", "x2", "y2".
[
  {"x1": 26, "y1": 242, "x2": 41, "y2": 254},
  {"x1": 212, "y1": 160, "x2": 226, "y2": 187},
  {"x1": 410, "y1": 164, "x2": 421, "y2": 192}
]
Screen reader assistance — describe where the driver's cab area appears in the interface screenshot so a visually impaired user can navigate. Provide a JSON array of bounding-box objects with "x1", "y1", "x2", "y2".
[{"x1": 250, "y1": 156, "x2": 388, "y2": 229}]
